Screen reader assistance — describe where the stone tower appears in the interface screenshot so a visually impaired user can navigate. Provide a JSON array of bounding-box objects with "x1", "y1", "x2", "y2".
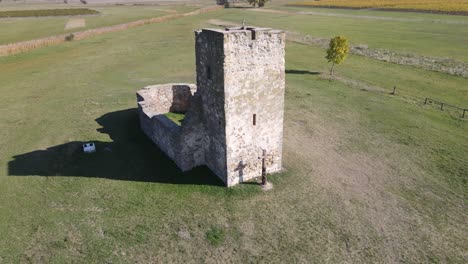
[
  {"x1": 137, "y1": 27, "x2": 286, "y2": 186},
  {"x1": 195, "y1": 28, "x2": 286, "y2": 186}
]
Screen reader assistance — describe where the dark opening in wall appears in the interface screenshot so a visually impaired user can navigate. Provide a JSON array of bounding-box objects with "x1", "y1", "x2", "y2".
[
  {"x1": 253, "y1": 114, "x2": 256, "y2": 125},
  {"x1": 246, "y1": 27, "x2": 256, "y2": 40},
  {"x1": 207, "y1": 65, "x2": 212, "y2": 80}
]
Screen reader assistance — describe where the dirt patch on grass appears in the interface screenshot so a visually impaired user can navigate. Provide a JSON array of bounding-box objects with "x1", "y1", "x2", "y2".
[{"x1": 65, "y1": 18, "x2": 86, "y2": 30}]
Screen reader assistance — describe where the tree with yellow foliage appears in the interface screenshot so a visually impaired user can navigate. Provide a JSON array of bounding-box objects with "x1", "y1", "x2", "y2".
[{"x1": 326, "y1": 36, "x2": 350, "y2": 76}]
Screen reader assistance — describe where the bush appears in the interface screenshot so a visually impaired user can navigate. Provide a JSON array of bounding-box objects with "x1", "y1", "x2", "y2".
[
  {"x1": 248, "y1": 0, "x2": 269, "y2": 7},
  {"x1": 65, "y1": 33, "x2": 75, "y2": 41}
]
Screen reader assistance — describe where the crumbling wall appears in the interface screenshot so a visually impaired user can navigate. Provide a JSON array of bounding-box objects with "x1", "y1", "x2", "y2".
[
  {"x1": 137, "y1": 83, "x2": 196, "y2": 114},
  {"x1": 137, "y1": 83, "x2": 200, "y2": 170}
]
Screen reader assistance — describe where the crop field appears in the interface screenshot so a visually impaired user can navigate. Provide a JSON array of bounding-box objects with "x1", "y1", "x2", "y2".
[
  {"x1": 0, "y1": 1, "x2": 466, "y2": 263},
  {"x1": 291, "y1": 0, "x2": 468, "y2": 13},
  {"x1": 0, "y1": 8, "x2": 99, "y2": 18}
]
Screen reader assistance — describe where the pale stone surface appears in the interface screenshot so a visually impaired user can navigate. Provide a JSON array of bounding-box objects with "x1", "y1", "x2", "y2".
[
  {"x1": 65, "y1": 19, "x2": 86, "y2": 30},
  {"x1": 137, "y1": 27, "x2": 286, "y2": 186}
]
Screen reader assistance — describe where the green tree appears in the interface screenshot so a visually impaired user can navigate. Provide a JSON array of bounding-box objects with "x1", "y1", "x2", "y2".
[
  {"x1": 248, "y1": 0, "x2": 269, "y2": 8},
  {"x1": 325, "y1": 36, "x2": 350, "y2": 76}
]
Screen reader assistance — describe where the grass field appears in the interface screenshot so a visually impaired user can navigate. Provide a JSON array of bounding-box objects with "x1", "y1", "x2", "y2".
[
  {"x1": 165, "y1": 112, "x2": 185, "y2": 126},
  {"x1": 0, "y1": 5, "x2": 196, "y2": 45},
  {"x1": 0, "y1": 2, "x2": 466, "y2": 263},
  {"x1": 217, "y1": 8, "x2": 468, "y2": 63},
  {"x1": 291, "y1": 0, "x2": 468, "y2": 13}
]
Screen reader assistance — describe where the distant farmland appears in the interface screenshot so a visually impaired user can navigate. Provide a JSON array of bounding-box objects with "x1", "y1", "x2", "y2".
[
  {"x1": 0, "y1": 8, "x2": 99, "y2": 18},
  {"x1": 290, "y1": 0, "x2": 468, "y2": 14}
]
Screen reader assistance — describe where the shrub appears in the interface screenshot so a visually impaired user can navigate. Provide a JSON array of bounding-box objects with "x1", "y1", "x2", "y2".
[
  {"x1": 65, "y1": 33, "x2": 75, "y2": 41},
  {"x1": 248, "y1": 0, "x2": 270, "y2": 8}
]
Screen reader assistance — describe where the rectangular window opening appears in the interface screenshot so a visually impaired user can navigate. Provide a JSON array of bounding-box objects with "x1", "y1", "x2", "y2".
[
  {"x1": 253, "y1": 114, "x2": 256, "y2": 126},
  {"x1": 207, "y1": 65, "x2": 212, "y2": 80}
]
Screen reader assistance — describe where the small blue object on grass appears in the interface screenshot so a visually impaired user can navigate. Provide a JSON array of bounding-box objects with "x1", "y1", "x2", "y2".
[{"x1": 83, "y1": 142, "x2": 96, "y2": 153}]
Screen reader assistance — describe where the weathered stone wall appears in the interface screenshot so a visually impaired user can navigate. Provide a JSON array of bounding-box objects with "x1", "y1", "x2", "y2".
[
  {"x1": 137, "y1": 83, "x2": 196, "y2": 115},
  {"x1": 222, "y1": 28, "x2": 286, "y2": 186},
  {"x1": 137, "y1": 83, "x2": 199, "y2": 170},
  {"x1": 195, "y1": 29, "x2": 229, "y2": 182}
]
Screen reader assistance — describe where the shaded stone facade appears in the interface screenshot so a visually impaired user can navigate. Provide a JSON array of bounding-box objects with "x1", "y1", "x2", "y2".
[{"x1": 137, "y1": 27, "x2": 286, "y2": 186}]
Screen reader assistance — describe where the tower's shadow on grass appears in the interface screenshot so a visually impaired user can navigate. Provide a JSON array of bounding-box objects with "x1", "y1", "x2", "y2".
[
  {"x1": 8, "y1": 108, "x2": 223, "y2": 186},
  {"x1": 285, "y1": 69, "x2": 321, "y2": 75}
]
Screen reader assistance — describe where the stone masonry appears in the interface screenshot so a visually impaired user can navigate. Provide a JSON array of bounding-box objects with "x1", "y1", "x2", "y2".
[{"x1": 137, "y1": 27, "x2": 286, "y2": 186}]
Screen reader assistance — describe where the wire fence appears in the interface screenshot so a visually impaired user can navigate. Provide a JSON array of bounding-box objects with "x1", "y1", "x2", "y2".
[{"x1": 424, "y1": 98, "x2": 467, "y2": 119}]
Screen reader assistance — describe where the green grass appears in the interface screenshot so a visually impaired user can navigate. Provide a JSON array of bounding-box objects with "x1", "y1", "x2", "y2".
[
  {"x1": 0, "y1": 8, "x2": 99, "y2": 18},
  {"x1": 205, "y1": 226, "x2": 226, "y2": 246},
  {"x1": 164, "y1": 112, "x2": 185, "y2": 126},
  {"x1": 0, "y1": 6, "x2": 466, "y2": 263}
]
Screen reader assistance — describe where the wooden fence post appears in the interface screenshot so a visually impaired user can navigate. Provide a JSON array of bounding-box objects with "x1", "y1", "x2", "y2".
[{"x1": 261, "y1": 149, "x2": 267, "y2": 186}]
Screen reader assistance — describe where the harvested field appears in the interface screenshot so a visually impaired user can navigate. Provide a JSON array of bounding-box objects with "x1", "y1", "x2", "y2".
[
  {"x1": 290, "y1": 0, "x2": 468, "y2": 15},
  {"x1": 0, "y1": 8, "x2": 99, "y2": 18}
]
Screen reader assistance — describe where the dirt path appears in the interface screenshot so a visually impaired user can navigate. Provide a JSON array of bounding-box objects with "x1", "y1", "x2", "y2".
[
  {"x1": 209, "y1": 19, "x2": 468, "y2": 78},
  {"x1": 0, "y1": 6, "x2": 222, "y2": 57}
]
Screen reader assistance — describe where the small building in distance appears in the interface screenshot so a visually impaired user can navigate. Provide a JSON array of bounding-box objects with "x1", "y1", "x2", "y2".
[{"x1": 137, "y1": 27, "x2": 286, "y2": 186}]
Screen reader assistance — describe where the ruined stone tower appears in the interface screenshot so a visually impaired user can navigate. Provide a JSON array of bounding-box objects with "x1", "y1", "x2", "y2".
[{"x1": 137, "y1": 27, "x2": 286, "y2": 186}]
